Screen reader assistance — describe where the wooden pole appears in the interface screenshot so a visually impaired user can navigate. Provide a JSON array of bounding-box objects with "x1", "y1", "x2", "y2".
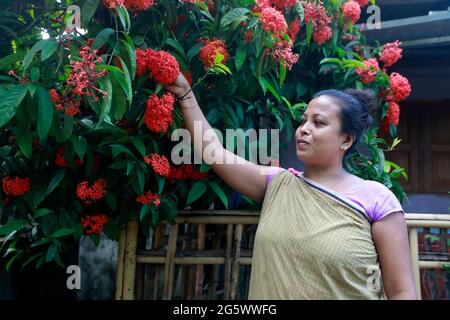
[
  {"x1": 122, "y1": 220, "x2": 138, "y2": 300},
  {"x1": 163, "y1": 223, "x2": 178, "y2": 300},
  {"x1": 195, "y1": 224, "x2": 206, "y2": 299},
  {"x1": 230, "y1": 224, "x2": 243, "y2": 300},
  {"x1": 409, "y1": 227, "x2": 422, "y2": 300},
  {"x1": 114, "y1": 226, "x2": 127, "y2": 300},
  {"x1": 224, "y1": 224, "x2": 233, "y2": 299}
]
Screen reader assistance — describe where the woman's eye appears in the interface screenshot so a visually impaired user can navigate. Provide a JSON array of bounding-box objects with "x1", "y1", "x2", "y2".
[{"x1": 315, "y1": 120, "x2": 324, "y2": 125}]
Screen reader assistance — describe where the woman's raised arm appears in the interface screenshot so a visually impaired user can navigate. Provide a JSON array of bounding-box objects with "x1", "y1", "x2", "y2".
[{"x1": 165, "y1": 73, "x2": 280, "y2": 203}]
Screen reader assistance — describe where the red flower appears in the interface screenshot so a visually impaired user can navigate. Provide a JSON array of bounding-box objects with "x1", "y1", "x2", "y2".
[
  {"x1": 147, "y1": 50, "x2": 180, "y2": 85},
  {"x1": 342, "y1": 1, "x2": 361, "y2": 24},
  {"x1": 313, "y1": 25, "x2": 332, "y2": 46},
  {"x1": 287, "y1": 18, "x2": 300, "y2": 41},
  {"x1": 76, "y1": 178, "x2": 107, "y2": 204},
  {"x1": 355, "y1": 58, "x2": 380, "y2": 84},
  {"x1": 167, "y1": 164, "x2": 208, "y2": 182},
  {"x1": 272, "y1": 41, "x2": 299, "y2": 70},
  {"x1": 355, "y1": 0, "x2": 369, "y2": 7},
  {"x1": 136, "y1": 191, "x2": 161, "y2": 206},
  {"x1": 259, "y1": 7, "x2": 287, "y2": 39},
  {"x1": 67, "y1": 47, "x2": 108, "y2": 101},
  {"x1": 81, "y1": 213, "x2": 108, "y2": 235},
  {"x1": 380, "y1": 102, "x2": 400, "y2": 133},
  {"x1": 199, "y1": 40, "x2": 229, "y2": 68},
  {"x1": 103, "y1": 0, "x2": 124, "y2": 9},
  {"x1": 55, "y1": 147, "x2": 83, "y2": 168},
  {"x1": 244, "y1": 30, "x2": 254, "y2": 43},
  {"x1": 124, "y1": 0, "x2": 155, "y2": 12},
  {"x1": 255, "y1": 0, "x2": 296, "y2": 11},
  {"x1": 144, "y1": 153, "x2": 170, "y2": 177},
  {"x1": 388, "y1": 72, "x2": 411, "y2": 102},
  {"x1": 181, "y1": 70, "x2": 193, "y2": 86},
  {"x1": 49, "y1": 89, "x2": 81, "y2": 117},
  {"x1": 144, "y1": 93, "x2": 175, "y2": 133},
  {"x1": 136, "y1": 48, "x2": 150, "y2": 77},
  {"x1": 2, "y1": 176, "x2": 31, "y2": 197},
  {"x1": 380, "y1": 40, "x2": 403, "y2": 67}
]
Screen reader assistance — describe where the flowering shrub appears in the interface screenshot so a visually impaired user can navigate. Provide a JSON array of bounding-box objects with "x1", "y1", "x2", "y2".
[{"x1": 0, "y1": 0, "x2": 410, "y2": 269}]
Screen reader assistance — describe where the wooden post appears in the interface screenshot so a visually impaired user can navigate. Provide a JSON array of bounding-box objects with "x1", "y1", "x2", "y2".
[
  {"x1": 224, "y1": 224, "x2": 233, "y2": 300},
  {"x1": 115, "y1": 226, "x2": 127, "y2": 300},
  {"x1": 163, "y1": 223, "x2": 178, "y2": 299},
  {"x1": 409, "y1": 227, "x2": 422, "y2": 299},
  {"x1": 195, "y1": 224, "x2": 206, "y2": 298},
  {"x1": 122, "y1": 220, "x2": 138, "y2": 300},
  {"x1": 230, "y1": 224, "x2": 243, "y2": 300}
]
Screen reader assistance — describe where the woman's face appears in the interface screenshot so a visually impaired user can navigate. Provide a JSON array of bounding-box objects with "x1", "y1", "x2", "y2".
[{"x1": 295, "y1": 95, "x2": 353, "y2": 166}]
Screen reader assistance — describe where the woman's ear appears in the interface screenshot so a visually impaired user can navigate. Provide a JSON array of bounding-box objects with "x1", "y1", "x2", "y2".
[{"x1": 342, "y1": 134, "x2": 356, "y2": 150}]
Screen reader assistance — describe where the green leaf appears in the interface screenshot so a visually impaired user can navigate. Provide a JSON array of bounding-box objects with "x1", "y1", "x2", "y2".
[
  {"x1": 279, "y1": 62, "x2": 286, "y2": 86},
  {"x1": 22, "y1": 40, "x2": 46, "y2": 70},
  {"x1": 258, "y1": 77, "x2": 280, "y2": 103},
  {"x1": 72, "y1": 136, "x2": 87, "y2": 161},
  {"x1": 129, "y1": 137, "x2": 146, "y2": 157},
  {"x1": 156, "y1": 174, "x2": 165, "y2": 194},
  {"x1": 110, "y1": 76, "x2": 127, "y2": 120},
  {"x1": 0, "y1": 84, "x2": 28, "y2": 128},
  {"x1": 40, "y1": 39, "x2": 57, "y2": 61},
  {"x1": 34, "y1": 208, "x2": 53, "y2": 219},
  {"x1": 235, "y1": 45, "x2": 247, "y2": 71},
  {"x1": 111, "y1": 144, "x2": 136, "y2": 158},
  {"x1": 306, "y1": 22, "x2": 313, "y2": 45},
  {"x1": 187, "y1": 43, "x2": 203, "y2": 61},
  {"x1": 45, "y1": 244, "x2": 57, "y2": 262},
  {"x1": 52, "y1": 228, "x2": 76, "y2": 238},
  {"x1": 116, "y1": 4, "x2": 130, "y2": 32},
  {"x1": 186, "y1": 180, "x2": 207, "y2": 206},
  {"x1": 16, "y1": 121, "x2": 32, "y2": 158},
  {"x1": 319, "y1": 57, "x2": 343, "y2": 67},
  {"x1": 82, "y1": 0, "x2": 99, "y2": 26},
  {"x1": 0, "y1": 51, "x2": 26, "y2": 71},
  {"x1": 46, "y1": 169, "x2": 65, "y2": 195},
  {"x1": 136, "y1": 166, "x2": 145, "y2": 193},
  {"x1": 97, "y1": 76, "x2": 112, "y2": 126},
  {"x1": 30, "y1": 67, "x2": 40, "y2": 82},
  {"x1": 165, "y1": 38, "x2": 187, "y2": 62},
  {"x1": 220, "y1": 8, "x2": 249, "y2": 28},
  {"x1": 120, "y1": 39, "x2": 136, "y2": 80},
  {"x1": 209, "y1": 182, "x2": 228, "y2": 209},
  {"x1": 105, "y1": 192, "x2": 117, "y2": 210},
  {"x1": 114, "y1": 57, "x2": 133, "y2": 103},
  {"x1": 0, "y1": 219, "x2": 29, "y2": 236},
  {"x1": 37, "y1": 87, "x2": 54, "y2": 141},
  {"x1": 92, "y1": 28, "x2": 115, "y2": 50},
  {"x1": 140, "y1": 204, "x2": 150, "y2": 221}
]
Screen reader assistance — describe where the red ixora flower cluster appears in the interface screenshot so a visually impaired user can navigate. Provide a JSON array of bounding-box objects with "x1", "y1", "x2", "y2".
[
  {"x1": 67, "y1": 46, "x2": 108, "y2": 101},
  {"x1": 55, "y1": 146, "x2": 83, "y2": 168},
  {"x1": 342, "y1": 1, "x2": 361, "y2": 24},
  {"x1": 50, "y1": 89, "x2": 81, "y2": 116},
  {"x1": 2, "y1": 176, "x2": 31, "y2": 197},
  {"x1": 287, "y1": 18, "x2": 300, "y2": 41},
  {"x1": 136, "y1": 191, "x2": 161, "y2": 206},
  {"x1": 81, "y1": 213, "x2": 109, "y2": 235},
  {"x1": 255, "y1": 0, "x2": 296, "y2": 11},
  {"x1": 76, "y1": 178, "x2": 107, "y2": 204},
  {"x1": 303, "y1": 1, "x2": 332, "y2": 46},
  {"x1": 355, "y1": 0, "x2": 369, "y2": 7},
  {"x1": 167, "y1": 164, "x2": 209, "y2": 182},
  {"x1": 144, "y1": 154, "x2": 170, "y2": 177},
  {"x1": 135, "y1": 48, "x2": 179, "y2": 85},
  {"x1": 272, "y1": 41, "x2": 299, "y2": 70},
  {"x1": 144, "y1": 93, "x2": 175, "y2": 133},
  {"x1": 380, "y1": 101, "x2": 400, "y2": 133},
  {"x1": 355, "y1": 58, "x2": 380, "y2": 84},
  {"x1": 380, "y1": 40, "x2": 403, "y2": 67},
  {"x1": 259, "y1": 7, "x2": 287, "y2": 39},
  {"x1": 386, "y1": 72, "x2": 411, "y2": 102},
  {"x1": 199, "y1": 40, "x2": 229, "y2": 68}
]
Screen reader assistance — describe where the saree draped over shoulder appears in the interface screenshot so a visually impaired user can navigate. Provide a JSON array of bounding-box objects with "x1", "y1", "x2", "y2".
[{"x1": 248, "y1": 170, "x2": 385, "y2": 300}]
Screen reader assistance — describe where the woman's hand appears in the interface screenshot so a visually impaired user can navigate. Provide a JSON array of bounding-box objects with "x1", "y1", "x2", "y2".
[{"x1": 165, "y1": 72, "x2": 191, "y2": 98}]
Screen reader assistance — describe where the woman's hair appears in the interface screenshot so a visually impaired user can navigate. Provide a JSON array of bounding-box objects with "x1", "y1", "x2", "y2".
[{"x1": 313, "y1": 88, "x2": 376, "y2": 158}]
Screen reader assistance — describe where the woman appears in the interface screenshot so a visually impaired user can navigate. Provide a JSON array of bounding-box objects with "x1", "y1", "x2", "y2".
[{"x1": 165, "y1": 73, "x2": 416, "y2": 300}]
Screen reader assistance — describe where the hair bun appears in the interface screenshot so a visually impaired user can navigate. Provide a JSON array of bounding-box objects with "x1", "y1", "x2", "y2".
[{"x1": 344, "y1": 88, "x2": 375, "y2": 129}]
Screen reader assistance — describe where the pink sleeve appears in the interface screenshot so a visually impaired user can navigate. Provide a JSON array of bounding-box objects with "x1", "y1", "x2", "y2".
[
  {"x1": 265, "y1": 167, "x2": 284, "y2": 188},
  {"x1": 371, "y1": 189, "x2": 404, "y2": 222}
]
